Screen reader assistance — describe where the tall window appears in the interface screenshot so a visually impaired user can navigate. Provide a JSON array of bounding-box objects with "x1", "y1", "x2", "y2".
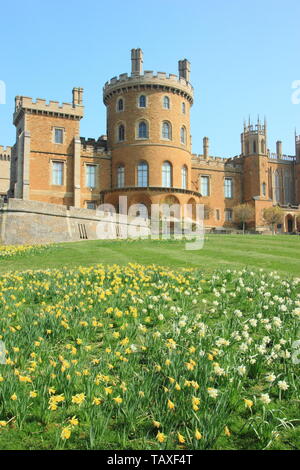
[
  {"x1": 138, "y1": 121, "x2": 148, "y2": 139},
  {"x1": 52, "y1": 161, "x2": 64, "y2": 185},
  {"x1": 117, "y1": 98, "x2": 124, "y2": 111},
  {"x1": 253, "y1": 141, "x2": 257, "y2": 154},
  {"x1": 86, "y1": 165, "x2": 96, "y2": 188},
  {"x1": 225, "y1": 209, "x2": 233, "y2": 222},
  {"x1": 216, "y1": 209, "x2": 220, "y2": 221},
  {"x1": 117, "y1": 165, "x2": 125, "y2": 188},
  {"x1": 162, "y1": 161, "x2": 172, "y2": 187},
  {"x1": 118, "y1": 124, "x2": 125, "y2": 142},
  {"x1": 137, "y1": 161, "x2": 148, "y2": 187},
  {"x1": 224, "y1": 178, "x2": 233, "y2": 198},
  {"x1": 139, "y1": 95, "x2": 146, "y2": 107},
  {"x1": 181, "y1": 166, "x2": 187, "y2": 189},
  {"x1": 262, "y1": 182, "x2": 266, "y2": 196},
  {"x1": 182, "y1": 102, "x2": 186, "y2": 114},
  {"x1": 162, "y1": 121, "x2": 171, "y2": 139},
  {"x1": 201, "y1": 176, "x2": 210, "y2": 196},
  {"x1": 163, "y1": 96, "x2": 170, "y2": 109},
  {"x1": 261, "y1": 139, "x2": 265, "y2": 154},
  {"x1": 274, "y1": 170, "x2": 280, "y2": 202},
  {"x1": 54, "y1": 128, "x2": 63, "y2": 144},
  {"x1": 180, "y1": 126, "x2": 186, "y2": 144}
]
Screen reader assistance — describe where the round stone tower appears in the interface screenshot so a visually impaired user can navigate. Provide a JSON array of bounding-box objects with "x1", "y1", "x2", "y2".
[{"x1": 102, "y1": 48, "x2": 201, "y2": 215}]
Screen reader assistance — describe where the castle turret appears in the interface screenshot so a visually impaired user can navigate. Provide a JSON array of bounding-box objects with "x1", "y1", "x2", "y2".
[
  {"x1": 241, "y1": 117, "x2": 269, "y2": 202},
  {"x1": 102, "y1": 49, "x2": 200, "y2": 215},
  {"x1": 241, "y1": 117, "x2": 267, "y2": 157}
]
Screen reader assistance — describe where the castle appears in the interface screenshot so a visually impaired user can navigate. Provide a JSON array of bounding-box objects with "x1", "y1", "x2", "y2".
[{"x1": 1, "y1": 48, "x2": 300, "y2": 233}]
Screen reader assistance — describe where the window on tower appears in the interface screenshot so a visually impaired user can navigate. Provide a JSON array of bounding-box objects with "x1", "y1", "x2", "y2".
[
  {"x1": 253, "y1": 141, "x2": 257, "y2": 154},
  {"x1": 117, "y1": 98, "x2": 124, "y2": 112},
  {"x1": 163, "y1": 96, "x2": 170, "y2": 109},
  {"x1": 117, "y1": 165, "x2": 125, "y2": 188},
  {"x1": 137, "y1": 161, "x2": 148, "y2": 187},
  {"x1": 162, "y1": 121, "x2": 171, "y2": 140},
  {"x1": 180, "y1": 126, "x2": 186, "y2": 145},
  {"x1": 86, "y1": 164, "x2": 96, "y2": 188},
  {"x1": 139, "y1": 95, "x2": 146, "y2": 108},
  {"x1": 54, "y1": 128, "x2": 64, "y2": 144},
  {"x1": 138, "y1": 121, "x2": 148, "y2": 139},
  {"x1": 118, "y1": 124, "x2": 125, "y2": 142},
  {"x1": 224, "y1": 178, "x2": 233, "y2": 198},
  {"x1": 162, "y1": 161, "x2": 172, "y2": 187},
  {"x1": 52, "y1": 161, "x2": 64, "y2": 185},
  {"x1": 181, "y1": 165, "x2": 187, "y2": 189},
  {"x1": 201, "y1": 176, "x2": 210, "y2": 196}
]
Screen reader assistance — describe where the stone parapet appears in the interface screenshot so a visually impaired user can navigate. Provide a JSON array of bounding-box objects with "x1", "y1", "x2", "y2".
[
  {"x1": 103, "y1": 71, "x2": 194, "y2": 104},
  {"x1": 14, "y1": 96, "x2": 84, "y2": 125}
]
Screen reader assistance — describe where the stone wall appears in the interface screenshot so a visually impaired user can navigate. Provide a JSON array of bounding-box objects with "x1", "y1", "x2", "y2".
[{"x1": 0, "y1": 199, "x2": 149, "y2": 245}]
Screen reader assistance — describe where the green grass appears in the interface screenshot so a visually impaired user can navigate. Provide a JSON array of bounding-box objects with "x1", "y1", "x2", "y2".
[{"x1": 0, "y1": 234, "x2": 299, "y2": 275}]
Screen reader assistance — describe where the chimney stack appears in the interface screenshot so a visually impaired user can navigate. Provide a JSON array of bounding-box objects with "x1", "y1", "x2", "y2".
[
  {"x1": 276, "y1": 140, "x2": 282, "y2": 158},
  {"x1": 178, "y1": 59, "x2": 191, "y2": 82},
  {"x1": 131, "y1": 48, "x2": 143, "y2": 75},
  {"x1": 72, "y1": 87, "x2": 83, "y2": 106},
  {"x1": 203, "y1": 137, "x2": 209, "y2": 159}
]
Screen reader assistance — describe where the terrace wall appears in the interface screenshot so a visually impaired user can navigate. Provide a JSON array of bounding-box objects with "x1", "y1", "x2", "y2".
[{"x1": 0, "y1": 199, "x2": 149, "y2": 245}]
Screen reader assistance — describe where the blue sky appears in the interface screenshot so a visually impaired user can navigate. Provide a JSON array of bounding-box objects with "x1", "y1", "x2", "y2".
[{"x1": 0, "y1": 0, "x2": 299, "y2": 157}]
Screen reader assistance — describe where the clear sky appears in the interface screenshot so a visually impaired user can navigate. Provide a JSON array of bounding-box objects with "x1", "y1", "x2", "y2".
[{"x1": 0, "y1": 0, "x2": 299, "y2": 157}]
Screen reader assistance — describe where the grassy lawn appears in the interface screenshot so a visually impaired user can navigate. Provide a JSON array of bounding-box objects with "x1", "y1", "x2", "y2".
[
  {"x1": 0, "y1": 236, "x2": 299, "y2": 450},
  {"x1": 0, "y1": 234, "x2": 299, "y2": 275}
]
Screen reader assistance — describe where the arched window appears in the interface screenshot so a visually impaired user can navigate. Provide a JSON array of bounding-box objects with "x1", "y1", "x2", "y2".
[
  {"x1": 139, "y1": 95, "x2": 146, "y2": 108},
  {"x1": 181, "y1": 166, "x2": 187, "y2": 189},
  {"x1": 162, "y1": 161, "x2": 172, "y2": 187},
  {"x1": 163, "y1": 96, "x2": 170, "y2": 109},
  {"x1": 118, "y1": 124, "x2": 125, "y2": 142},
  {"x1": 261, "y1": 139, "x2": 265, "y2": 154},
  {"x1": 137, "y1": 161, "x2": 148, "y2": 187},
  {"x1": 245, "y1": 142, "x2": 249, "y2": 155},
  {"x1": 262, "y1": 182, "x2": 266, "y2": 196},
  {"x1": 253, "y1": 140, "x2": 257, "y2": 154},
  {"x1": 117, "y1": 98, "x2": 124, "y2": 112},
  {"x1": 182, "y1": 102, "x2": 186, "y2": 114},
  {"x1": 117, "y1": 165, "x2": 125, "y2": 188},
  {"x1": 138, "y1": 121, "x2": 148, "y2": 139},
  {"x1": 162, "y1": 121, "x2": 171, "y2": 140},
  {"x1": 180, "y1": 126, "x2": 186, "y2": 144}
]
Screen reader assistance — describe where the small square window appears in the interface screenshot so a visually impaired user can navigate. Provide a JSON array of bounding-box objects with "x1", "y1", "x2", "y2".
[
  {"x1": 54, "y1": 128, "x2": 63, "y2": 144},
  {"x1": 87, "y1": 201, "x2": 96, "y2": 210}
]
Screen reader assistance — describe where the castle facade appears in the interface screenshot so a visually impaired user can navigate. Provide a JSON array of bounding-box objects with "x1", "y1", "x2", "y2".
[{"x1": 1, "y1": 49, "x2": 300, "y2": 233}]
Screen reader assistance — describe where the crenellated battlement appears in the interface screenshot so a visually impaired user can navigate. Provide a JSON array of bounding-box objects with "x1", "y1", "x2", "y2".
[
  {"x1": 103, "y1": 71, "x2": 194, "y2": 104},
  {"x1": 191, "y1": 153, "x2": 242, "y2": 170},
  {"x1": 243, "y1": 123, "x2": 266, "y2": 137},
  {"x1": 0, "y1": 146, "x2": 11, "y2": 160},
  {"x1": 13, "y1": 94, "x2": 84, "y2": 125}
]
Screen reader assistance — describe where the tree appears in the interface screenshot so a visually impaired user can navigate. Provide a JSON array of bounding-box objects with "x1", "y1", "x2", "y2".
[
  {"x1": 263, "y1": 206, "x2": 284, "y2": 234},
  {"x1": 233, "y1": 203, "x2": 255, "y2": 234}
]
